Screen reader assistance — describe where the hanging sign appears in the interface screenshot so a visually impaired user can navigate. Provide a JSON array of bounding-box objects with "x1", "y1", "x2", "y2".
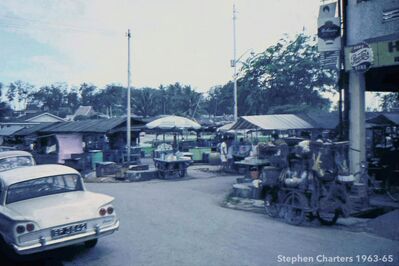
[
  {"x1": 349, "y1": 42, "x2": 374, "y2": 72},
  {"x1": 318, "y1": 2, "x2": 337, "y2": 18},
  {"x1": 320, "y1": 51, "x2": 340, "y2": 70},
  {"x1": 317, "y1": 3, "x2": 341, "y2": 52},
  {"x1": 318, "y1": 17, "x2": 341, "y2": 52}
]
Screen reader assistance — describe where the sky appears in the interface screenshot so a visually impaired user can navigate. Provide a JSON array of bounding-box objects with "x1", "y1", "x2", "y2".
[
  {"x1": 0, "y1": 0, "x2": 323, "y2": 92},
  {"x1": 0, "y1": 0, "x2": 384, "y2": 110}
]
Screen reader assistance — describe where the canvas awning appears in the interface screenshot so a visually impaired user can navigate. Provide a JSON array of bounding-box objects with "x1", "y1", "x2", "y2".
[
  {"x1": 146, "y1": 115, "x2": 201, "y2": 131},
  {"x1": 217, "y1": 122, "x2": 235, "y2": 132},
  {"x1": 231, "y1": 114, "x2": 314, "y2": 131}
]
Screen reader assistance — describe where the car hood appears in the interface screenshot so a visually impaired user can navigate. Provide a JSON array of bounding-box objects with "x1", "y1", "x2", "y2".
[{"x1": 6, "y1": 191, "x2": 114, "y2": 228}]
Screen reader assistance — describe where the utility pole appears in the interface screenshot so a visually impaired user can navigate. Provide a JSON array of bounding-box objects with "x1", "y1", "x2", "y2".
[
  {"x1": 232, "y1": 4, "x2": 238, "y2": 122},
  {"x1": 126, "y1": 29, "x2": 132, "y2": 163}
]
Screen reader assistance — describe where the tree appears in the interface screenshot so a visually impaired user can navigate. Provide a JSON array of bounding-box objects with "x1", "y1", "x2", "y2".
[
  {"x1": 379, "y1": 92, "x2": 399, "y2": 111},
  {"x1": 79, "y1": 83, "x2": 97, "y2": 106},
  {"x1": 6, "y1": 82, "x2": 16, "y2": 103},
  {"x1": 237, "y1": 33, "x2": 335, "y2": 115},
  {"x1": 0, "y1": 82, "x2": 13, "y2": 120},
  {"x1": 93, "y1": 85, "x2": 125, "y2": 116},
  {"x1": 28, "y1": 84, "x2": 65, "y2": 111},
  {"x1": 0, "y1": 102, "x2": 13, "y2": 120},
  {"x1": 165, "y1": 83, "x2": 203, "y2": 116},
  {"x1": 204, "y1": 83, "x2": 234, "y2": 116},
  {"x1": 131, "y1": 87, "x2": 161, "y2": 117},
  {"x1": 64, "y1": 88, "x2": 81, "y2": 112},
  {"x1": 9, "y1": 81, "x2": 34, "y2": 110}
]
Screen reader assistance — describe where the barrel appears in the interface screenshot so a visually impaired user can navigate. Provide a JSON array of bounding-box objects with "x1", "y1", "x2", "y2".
[{"x1": 89, "y1": 150, "x2": 103, "y2": 170}]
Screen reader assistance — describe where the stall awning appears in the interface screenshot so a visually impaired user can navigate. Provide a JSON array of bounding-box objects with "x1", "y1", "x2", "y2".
[
  {"x1": 0, "y1": 125, "x2": 24, "y2": 136},
  {"x1": 231, "y1": 114, "x2": 314, "y2": 131},
  {"x1": 146, "y1": 115, "x2": 201, "y2": 131},
  {"x1": 217, "y1": 122, "x2": 235, "y2": 132},
  {"x1": 366, "y1": 113, "x2": 399, "y2": 126}
]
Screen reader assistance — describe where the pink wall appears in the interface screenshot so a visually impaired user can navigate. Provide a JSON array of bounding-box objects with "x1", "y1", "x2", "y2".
[{"x1": 55, "y1": 134, "x2": 83, "y2": 163}]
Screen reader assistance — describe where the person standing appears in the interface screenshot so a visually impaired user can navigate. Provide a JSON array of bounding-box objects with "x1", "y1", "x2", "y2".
[{"x1": 220, "y1": 137, "x2": 228, "y2": 171}]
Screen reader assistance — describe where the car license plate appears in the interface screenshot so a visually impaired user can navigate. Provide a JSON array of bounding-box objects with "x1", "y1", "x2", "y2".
[{"x1": 51, "y1": 223, "x2": 87, "y2": 239}]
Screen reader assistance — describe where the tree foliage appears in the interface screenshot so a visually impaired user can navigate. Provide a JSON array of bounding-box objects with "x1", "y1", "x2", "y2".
[
  {"x1": 379, "y1": 92, "x2": 399, "y2": 111},
  {"x1": 237, "y1": 33, "x2": 334, "y2": 114},
  {"x1": 1, "y1": 34, "x2": 337, "y2": 119}
]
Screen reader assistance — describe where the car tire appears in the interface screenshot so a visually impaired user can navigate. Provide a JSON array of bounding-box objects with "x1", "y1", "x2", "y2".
[{"x1": 84, "y1": 239, "x2": 98, "y2": 248}]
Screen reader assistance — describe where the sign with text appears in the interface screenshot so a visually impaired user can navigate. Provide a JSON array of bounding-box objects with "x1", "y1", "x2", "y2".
[
  {"x1": 318, "y1": 17, "x2": 341, "y2": 52},
  {"x1": 344, "y1": 38, "x2": 399, "y2": 71},
  {"x1": 320, "y1": 51, "x2": 340, "y2": 70},
  {"x1": 349, "y1": 42, "x2": 374, "y2": 72}
]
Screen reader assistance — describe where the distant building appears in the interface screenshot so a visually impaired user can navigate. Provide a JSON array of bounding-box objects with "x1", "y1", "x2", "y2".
[
  {"x1": 0, "y1": 112, "x2": 65, "y2": 145},
  {"x1": 66, "y1": 105, "x2": 103, "y2": 121}
]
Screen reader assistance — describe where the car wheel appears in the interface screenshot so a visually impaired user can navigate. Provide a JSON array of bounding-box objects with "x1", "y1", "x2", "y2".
[{"x1": 84, "y1": 239, "x2": 98, "y2": 248}]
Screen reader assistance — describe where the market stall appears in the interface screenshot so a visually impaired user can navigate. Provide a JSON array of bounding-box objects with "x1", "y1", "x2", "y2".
[{"x1": 146, "y1": 115, "x2": 200, "y2": 178}]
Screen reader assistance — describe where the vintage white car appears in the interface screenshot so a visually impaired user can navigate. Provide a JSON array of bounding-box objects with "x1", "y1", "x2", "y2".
[
  {"x1": 0, "y1": 150, "x2": 36, "y2": 172},
  {"x1": 0, "y1": 164, "x2": 119, "y2": 256}
]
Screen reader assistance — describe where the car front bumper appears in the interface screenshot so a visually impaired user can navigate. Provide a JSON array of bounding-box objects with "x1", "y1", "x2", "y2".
[{"x1": 12, "y1": 219, "x2": 119, "y2": 255}]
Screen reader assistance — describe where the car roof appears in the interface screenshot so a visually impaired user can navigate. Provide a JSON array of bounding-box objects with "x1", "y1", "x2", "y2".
[
  {"x1": 0, "y1": 164, "x2": 80, "y2": 186},
  {"x1": 0, "y1": 150, "x2": 33, "y2": 159}
]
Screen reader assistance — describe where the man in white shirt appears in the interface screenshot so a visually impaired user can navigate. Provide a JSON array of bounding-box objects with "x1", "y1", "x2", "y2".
[{"x1": 220, "y1": 138, "x2": 228, "y2": 171}]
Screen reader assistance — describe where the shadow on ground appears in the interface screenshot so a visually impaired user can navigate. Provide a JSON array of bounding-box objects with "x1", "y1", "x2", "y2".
[{"x1": 0, "y1": 244, "x2": 92, "y2": 266}]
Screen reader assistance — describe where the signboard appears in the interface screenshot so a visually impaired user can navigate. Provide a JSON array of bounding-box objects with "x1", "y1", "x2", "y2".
[
  {"x1": 320, "y1": 51, "x2": 340, "y2": 70},
  {"x1": 318, "y1": 20, "x2": 340, "y2": 40},
  {"x1": 318, "y1": 17, "x2": 341, "y2": 52},
  {"x1": 317, "y1": 3, "x2": 341, "y2": 52},
  {"x1": 319, "y1": 3, "x2": 337, "y2": 18},
  {"x1": 378, "y1": 40, "x2": 399, "y2": 67},
  {"x1": 349, "y1": 42, "x2": 374, "y2": 72},
  {"x1": 344, "y1": 38, "x2": 399, "y2": 71}
]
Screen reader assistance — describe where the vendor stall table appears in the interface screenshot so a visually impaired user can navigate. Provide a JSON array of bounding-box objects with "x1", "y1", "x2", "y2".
[{"x1": 154, "y1": 157, "x2": 192, "y2": 179}]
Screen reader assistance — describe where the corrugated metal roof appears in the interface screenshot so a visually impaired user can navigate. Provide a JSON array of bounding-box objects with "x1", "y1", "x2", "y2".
[
  {"x1": 231, "y1": 114, "x2": 314, "y2": 130},
  {"x1": 40, "y1": 117, "x2": 145, "y2": 133},
  {"x1": 0, "y1": 125, "x2": 25, "y2": 136},
  {"x1": 13, "y1": 123, "x2": 57, "y2": 136},
  {"x1": 366, "y1": 113, "x2": 399, "y2": 126},
  {"x1": 217, "y1": 122, "x2": 235, "y2": 132},
  {"x1": 297, "y1": 112, "x2": 339, "y2": 129}
]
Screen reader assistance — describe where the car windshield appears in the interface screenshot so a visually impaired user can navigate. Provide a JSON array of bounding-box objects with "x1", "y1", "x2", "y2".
[
  {"x1": 6, "y1": 174, "x2": 83, "y2": 204},
  {"x1": 0, "y1": 156, "x2": 35, "y2": 172}
]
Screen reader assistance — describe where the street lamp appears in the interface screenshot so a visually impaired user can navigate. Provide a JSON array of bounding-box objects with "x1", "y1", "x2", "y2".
[{"x1": 230, "y1": 46, "x2": 254, "y2": 121}]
